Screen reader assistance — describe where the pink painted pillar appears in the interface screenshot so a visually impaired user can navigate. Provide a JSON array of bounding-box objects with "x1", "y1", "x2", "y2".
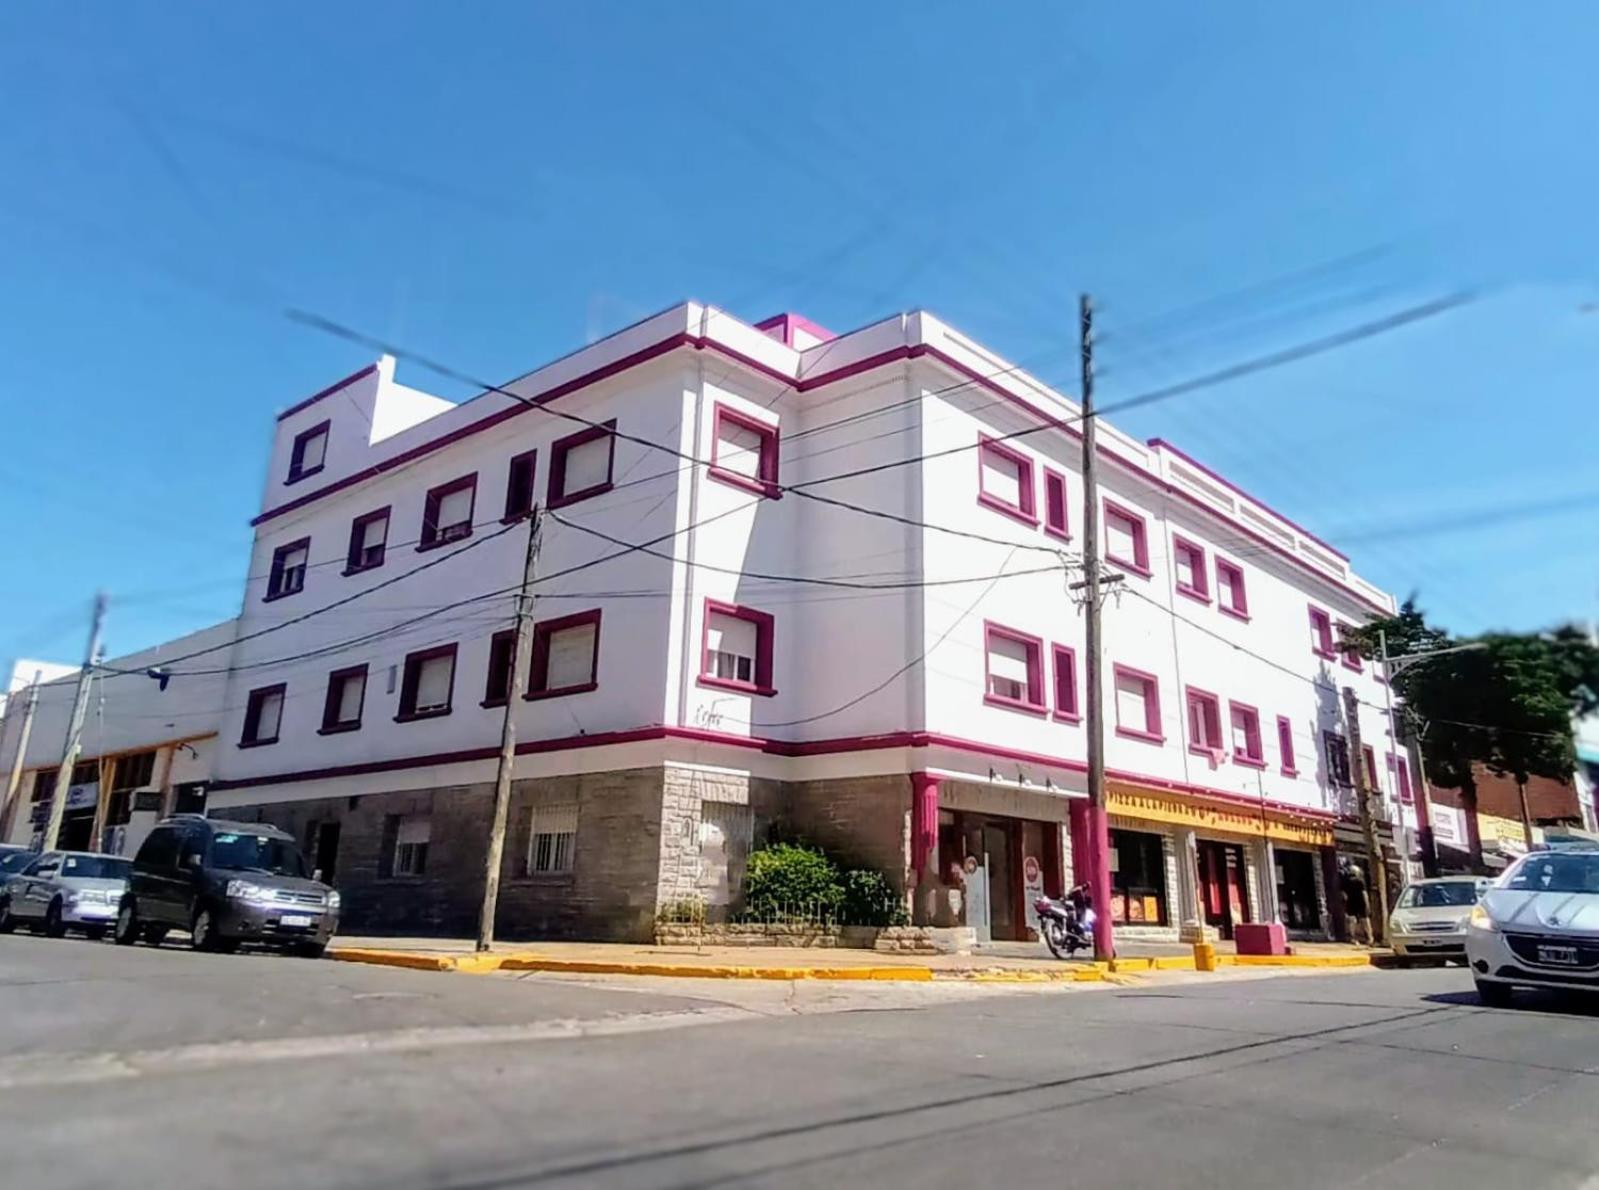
[
  {"x1": 1068, "y1": 800, "x2": 1089, "y2": 885},
  {"x1": 908, "y1": 772, "x2": 939, "y2": 878},
  {"x1": 1084, "y1": 800, "x2": 1115, "y2": 959}
]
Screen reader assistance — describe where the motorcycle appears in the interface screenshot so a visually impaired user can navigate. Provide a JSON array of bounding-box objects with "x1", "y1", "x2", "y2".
[{"x1": 1033, "y1": 883, "x2": 1095, "y2": 959}]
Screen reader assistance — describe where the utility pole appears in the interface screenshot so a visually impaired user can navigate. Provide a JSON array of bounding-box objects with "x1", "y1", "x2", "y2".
[
  {"x1": 1380, "y1": 629, "x2": 1437, "y2": 878},
  {"x1": 1079, "y1": 294, "x2": 1115, "y2": 962},
  {"x1": 0, "y1": 671, "x2": 42, "y2": 842},
  {"x1": 476, "y1": 509, "x2": 543, "y2": 953},
  {"x1": 1342, "y1": 685, "x2": 1388, "y2": 943},
  {"x1": 1515, "y1": 778, "x2": 1535, "y2": 851},
  {"x1": 42, "y1": 594, "x2": 107, "y2": 853}
]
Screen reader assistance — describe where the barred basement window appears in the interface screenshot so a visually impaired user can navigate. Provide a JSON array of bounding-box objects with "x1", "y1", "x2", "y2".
[
  {"x1": 527, "y1": 804, "x2": 577, "y2": 875},
  {"x1": 393, "y1": 816, "x2": 430, "y2": 877}
]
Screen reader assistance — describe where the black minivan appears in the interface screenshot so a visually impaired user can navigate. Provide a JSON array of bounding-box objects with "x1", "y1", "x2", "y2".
[{"x1": 115, "y1": 815, "x2": 340, "y2": 956}]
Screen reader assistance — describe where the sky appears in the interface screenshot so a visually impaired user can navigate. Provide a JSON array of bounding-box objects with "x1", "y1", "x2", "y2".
[{"x1": 2, "y1": 3, "x2": 1597, "y2": 669}]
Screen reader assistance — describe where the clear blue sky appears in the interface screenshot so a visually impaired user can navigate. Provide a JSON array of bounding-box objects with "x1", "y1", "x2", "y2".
[{"x1": 3, "y1": 3, "x2": 1596, "y2": 667}]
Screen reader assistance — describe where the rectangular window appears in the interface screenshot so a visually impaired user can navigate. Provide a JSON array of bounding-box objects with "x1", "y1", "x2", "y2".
[
  {"x1": 419, "y1": 475, "x2": 476, "y2": 549},
  {"x1": 547, "y1": 420, "x2": 616, "y2": 509},
  {"x1": 700, "y1": 601, "x2": 776, "y2": 695},
  {"x1": 1389, "y1": 753, "x2": 1415, "y2": 803},
  {"x1": 483, "y1": 628, "x2": 516, "y2": 707},
  {"x1": 1185, "y1": 687, "x2": 1223, "y2": 753},
  {"x1": 287, "y1": 421, "x2": 329, "y2": 483},
  {"x1": 392, "y1": 816, "x2": 430, "y2": 877},
  {"x1": 976, "y1": 436, "x2": 1037, "y2": 526},
  {"x1": 1173, "y1": 536, "x2": 1209, "y2": 602},
  {"x1": 528, "y1": 610, "x2": 601, "y2": 698},
  {"x1": 266, "y1": 538, "x2": 310, "y2": 601},
  {"x1": 526, "y1": 803, "x2": 578, "y2": 875},
  {"x1": 1339, "y1": 623, "x2": 1364, "y2": 672},
  {"x1": 1323, "y1": 730, "x2": 1352, "y2": 789},
  {"x1": 1052, "y1": 644, "x2": 1080, "y2": 722},
  {"x1": 1361, "y1": 744, "x2": 1379, "y2": 792},
  {"x1": 503, "y1": 450, "x2": 538, "y2": 521},
  {"x1": 1103, "y1": 501, "x2": 1151, "y2": 576},
  {"x1": 1042, "y1": 469, "x2": 1069, "y2": 539},
  {"x1": 241, "y1": 684, "x2": 286, "y2": 747},
  {"x1": 112, "y1": 750, "x2": 158, "y2": 791},
  {"x1": 983, "y1": 623, "x2": 1045, "y2": 712},
  {"x1": 1230, "y1": 702, "x2": 1265, "y2": 767},
  {"x1": 345, "y1": 507, "x2": 389, "y2": 574},
  {"x1": 709, "y1": 405, "x2": 780, "y2": 498},
  {"x1": 1308, "y1": 606, "x2": 1336, "y2": 659},
  {"x1": 397, "y1": 644, "x2": 457, "y2": 721},
  {"x1": 320, "y1": 665, "x2": 367, "y2": 734},
  {"x1": 1113, "y1": 665, "x2": 1163, "y2": 742},
  {"x1": 1277, "y1": 716, "x2": 1297, "y2": 775},
  {"x1": 1216, "y1": 558, "x2": 1248, "y2": 620}
]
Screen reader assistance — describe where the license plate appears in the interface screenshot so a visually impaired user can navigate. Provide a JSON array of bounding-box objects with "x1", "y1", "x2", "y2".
[
  {"x1": 1537, "y1": 945, "x2": 1579, "y2": 966},
  {"x1": 280, "y1": 914, "x2": 313, "y2": 928}
]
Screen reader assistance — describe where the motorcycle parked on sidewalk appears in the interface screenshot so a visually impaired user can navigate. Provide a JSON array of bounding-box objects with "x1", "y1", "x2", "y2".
[{"x1": 1033, "y1": 883, "x2": 1095, "y2": 960}]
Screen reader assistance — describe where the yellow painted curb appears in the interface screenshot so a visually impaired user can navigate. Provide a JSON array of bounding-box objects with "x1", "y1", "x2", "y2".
[
  {"x1": 496, "y1": 957, "x2": 937, "y2": 982},
  {"x1": 1219, "y1": 953, "x2": 1373, "y2": 968},
  {"x1": 328, "y1": 948, "x2": 459, "y2": 972}
]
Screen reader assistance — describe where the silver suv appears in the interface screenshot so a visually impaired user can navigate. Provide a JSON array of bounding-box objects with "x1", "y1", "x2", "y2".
[{"x1": 0, "y1": 851, "x2": 132, "y2": 940}]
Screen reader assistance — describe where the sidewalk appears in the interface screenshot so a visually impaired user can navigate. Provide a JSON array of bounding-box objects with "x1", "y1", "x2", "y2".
[{"x1": 328, "y1": 935, "x2": 1384, "y2": 983}]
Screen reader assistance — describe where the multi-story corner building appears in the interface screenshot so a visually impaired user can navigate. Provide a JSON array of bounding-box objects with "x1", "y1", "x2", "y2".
[{"x1": 147, "y1": 302, "x2": 1399, "y2": 943}]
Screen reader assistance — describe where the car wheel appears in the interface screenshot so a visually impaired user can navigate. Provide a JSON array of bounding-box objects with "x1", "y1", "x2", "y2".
[
  {"x1": 191, "y1": 907, "x2": 219, "y2": 952},
  {"x1": 0, "y1": 897, "x2": 14, "y2": 934},
  {"x1": 43, "y1": 900, "x2": 67, "y2": 939},
  {"x1": 83, "y1": 925, "x2": 107, "y2": 942},
  {"x1": 114, "y1": 901, "x2": 140, "y2": 946},
  {"x1": 1475, "y1": 978, "x2": 1514, "y2": 1008}
]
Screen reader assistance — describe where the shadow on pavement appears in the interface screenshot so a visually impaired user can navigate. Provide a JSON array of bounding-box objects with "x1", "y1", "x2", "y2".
[{"x1": 1425, "y1": 989, "x2": 1599, "y2": 1017}]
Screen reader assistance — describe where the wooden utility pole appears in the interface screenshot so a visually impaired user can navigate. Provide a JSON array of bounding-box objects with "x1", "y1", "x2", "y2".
[
  {"x1": 0, "y1": 671, "x2": 42, "y2": 842},
  {"x1": 1079, "y1": 294, "x2": 1115, "y2": 961},
  {"x1": 1342, "y1": 685, "x2": 1388, "y2": 943},
  {"x1": 1515, "y1": 778, "x2": 1535, "y2": 851},
  {"x1": 476, "y1": 509, "x2": 543, "y2": 952},
  {"x1": 42, "y1": 594, "x2": 107, "y2": 853}
]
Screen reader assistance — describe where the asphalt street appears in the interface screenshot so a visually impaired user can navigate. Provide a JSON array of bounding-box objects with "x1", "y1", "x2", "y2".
[{"x1": 4, "y1": 934, "x2": 1598, "y2": 1190}]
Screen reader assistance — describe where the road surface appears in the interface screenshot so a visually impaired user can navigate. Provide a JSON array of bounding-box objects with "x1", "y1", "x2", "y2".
[{"x1": 3, "y1": 934, "x2": 1597, "y2": 1189}]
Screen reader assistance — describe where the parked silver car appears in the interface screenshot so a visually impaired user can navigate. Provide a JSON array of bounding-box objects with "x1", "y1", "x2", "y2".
[
  {"x1": 0, "y1": 851, "x2": 132, "y2": 940},
  {"x1": 1387, "y1": 876, "x2": 1490, "y2": 964}
]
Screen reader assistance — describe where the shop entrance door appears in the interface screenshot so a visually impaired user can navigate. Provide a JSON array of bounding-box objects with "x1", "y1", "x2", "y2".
[
  {"x1": 1275, "y1": 848, "x2": 1320, "y2": 931},
  {"x1": 1198, "y1": 840, "x2": 1250, "y2": 939},
  {"x1": 984, "y1": 823, "x2": 1016, "y2": 941}
]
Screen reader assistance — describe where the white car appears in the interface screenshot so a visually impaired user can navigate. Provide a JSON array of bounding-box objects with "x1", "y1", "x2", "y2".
[
  {"x1": 1466, "y1": 847, "x2": 1599, "y2": 1006},
  {"x1": 0, "y1": 851, "x2": 132, "y2": 940},
  {"x1": 1388, "y1": 876, "x2": 1490, "y2": 964}
]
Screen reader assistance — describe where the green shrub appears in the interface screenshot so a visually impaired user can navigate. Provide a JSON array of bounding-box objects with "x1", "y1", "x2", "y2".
[
  {"x1": 840, "y1": 868, "x2": 908, "y2": 927},
  {"x1": 744, "y1": 843, "x2": 843, "y2": 921}
]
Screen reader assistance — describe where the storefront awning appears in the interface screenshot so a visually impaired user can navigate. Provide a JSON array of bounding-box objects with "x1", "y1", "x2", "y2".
[{"x1": 1107, "y1": 782, "x2": 1334, "y2": 848}]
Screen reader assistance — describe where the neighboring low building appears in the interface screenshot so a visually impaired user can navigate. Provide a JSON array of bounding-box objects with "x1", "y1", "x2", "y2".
[{"x1": 1429, "y1": 763, "x2": 1587, "y2": 871}]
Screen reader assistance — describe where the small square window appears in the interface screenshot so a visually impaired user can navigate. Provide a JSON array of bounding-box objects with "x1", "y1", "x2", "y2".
[
  {"x1": 709, "y1": 406, "x2": 780, "y2": 498},
  {"x1": 345, "y1": 508, "x2": 389, "y2": 574},
  {"x1": 976, "y1": 437, "x2": 1037, "y2": 526},
  {"x1": 1309, "y1": 607, "x2": 1336, "y2": 659},
  {"x1": 1277, "y1": 716, "x2": 1297, "y2": 775},
  {"x1": 320, "y1": 665, "x2": 367, "y2": 734},
  {"x1": 391, "y1": 816, "x2": 430, "y2": 877},
  {"x1": 483, "y1": 628, "x2": 516, "y2": 707},
  {"x1": 1185, "y1": 687, "x2": 1223, "y2": 753},
  {"x1": 241, "y1": 684, "x2": 286, "y2": 747},
  {"x1": 1216, "y1": 558, "x2": 1248, "y2": 620},
  {"x1": 984, "y1": 624, "x2": 1045, "y2": 713},
  {"x1": 699, "y1": 601, "x2": 776, "y2": 695},
  {"x1": 266, "y1": 538, "x2": 310, "y2": 601},
  {"x1": 419, "y1": 476, "x2": 475, "y2": 550},
  {"x1": 1103, "y1": 501, "x2": 1151, "y2": 577},
  {"x1": 503, "y1": 450, "x2": 538, "y2": 522},
  {"x1": 1173, "y1": 536, "x2": 1208, "y2": 602},
  {"x1": 1338, "y1": 623, "x2": 1364, "y2": 672},
  {"x1": 1052, "y1": 644, "x2": 1080, "y2": 722},
  {"x1": 1042, "y1": 469, "x2": 1070, "y2": 539},
  {"x1": 1229, "y1": 702, "x2": 1265, "y2": 767},
  {"x1": 526, "y1": 804, "x2": 577, "y2": 875},
  {"x1": 1113, "y1": 665, "x2": 1163, "y2": 742},
  {"x1": 397, "y1": 644, "x2": 457, "y2": 721},
  {"x1": 287, "y1": 421, "x2": 329, "y2": 483},
  {"x1": 528, "y1": 610, "x2": 601, "y2": 699},
  {"x1": 547, "y1": 420, "x2": 616, "y2": 509}
]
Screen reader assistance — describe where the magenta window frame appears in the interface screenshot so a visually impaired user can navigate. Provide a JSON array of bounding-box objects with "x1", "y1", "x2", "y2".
[
  {"x1": 525, "y1": 608, "x2": 602, "y2": 700},
  {"x1": 1338, "y1": 622, "x2": 1365, "y2": 672},
  {"x1": 982, "y1": 621, "x2": 1046, "y2": 714},
  {"x1": 976, "y1": 436, "x2": 1038, "y2": 527},
  {"x1": 1308, "y1": 606, "x2": 1336, "y2": 659},
  {"x1": 1042, "y1": 468, "x2": 1070, "y2": 540},
  {"x1": 1229, "y1": 700, "x2": 1266, "y2": 768},
  {"x1": 698, "y1": 599, "x2": 777, "y2": 697},
  {"x1": 708, "y1": 404, "x2": 781, "y2": 499},
  {"x1": 1112, "y1": 664, "x2": 1163, "y2": 743},
  {"x1": 1051, "y1": 643, "x2": 1080, "y2": 723},
  {"x1": 286, "y1": 420, "x2": 329, "y2": 485},
  {"x1": 1215, "y1": 557, "x2": 1249, "y2": 621},
  {"x1": 546, "y1": 419, "x2": 617, "y2": 510},
  {"x1": 1103, "y1": 500, "x2": 1152, "y2": 578},
  {"x1": 265, "y1": 537, "x2": 311, "y2": 602},
  {"x1": 1172, "y1": 535, "x2": 1210, "y2": 603},
  {"x1": 418, "y1": 474, "x2": 477, "y2": 551},
  {"x1": 1277, "y1": 715, "x2": 1297, "y2": 776},
  {"x1": 1184, "y1": 685, "x2": 1224, "y2": 755}
]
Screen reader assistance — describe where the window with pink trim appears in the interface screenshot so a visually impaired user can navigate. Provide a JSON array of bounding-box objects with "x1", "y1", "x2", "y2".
[
  {"x1": 1230, "y1": 702, "x2": 1265, "y2": 768},
  {"x1": 1185, "y1": 687, "x2": 1223, "y2": 754},
  {"x1": 1276, "y1": 716, "x2": 1297, "y2": 775},
  {"x1": 1308, "y1": 606, "x2": 1336, "y2": 659},
  {"x1": 976, "y1": 437, "x2": 1037, "y2": 526},
  {"x1": 527, "y1": 610, "x2": 601, "y2": 699},
  {"x1": 1113, "y1": 665, "x2": 1163, "y2": 742},
  {"x1": 286, "y1": 421, "x2": 329, "y2": 484},
  {"x1": 1388, "y1": 753, "x2": 1415, "y2": 803},
  {"x1": 708, "y1": 405, "x2": 780, "y2": 498},
  {"x1": 699, "y1": 600, "x2": 776, "y2": 696},
  {"x1": 984, "y1": 623, "x2": 1045, "y2": 713},
  {"x1": 547, "y1": 420, "x2": 616, "y2": 509},
  {"x1": 1338, "y1": 623, "x2": 1364, "y2": 672},
  {"x1": 1042, "y1": 469, "x2": 1069, "y2": 539},
  {"x1": 1173, "y1": 536, "x2": 1209, "y2": 602},
  {"x1": 1052, "y1": 644, "x2": 1080, "y2": 722},
  {"x1": 1103, "y1": 501, "x2": 1151, "y2": 576},
  {"x1": 1216, "y1": 558, "x2": 1248, "y2": 620},
  {"x1": 1362, "y1": 744, "x2": 1380, "y2": 792}
]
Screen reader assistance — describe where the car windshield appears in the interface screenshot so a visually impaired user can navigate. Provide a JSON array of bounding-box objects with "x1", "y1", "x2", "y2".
[
  {"x1": 0, "y1": 852, "x2": 35, "y2": 874},
  {"x1": 1397, "y1": 881, "x2": 1479, "y2": 908},
  {"x1": 59, "y1": 855, "x2": 131, "y2": 880},
  {"x1": 1502, "y1": 852, "x2": 1599, "y2": 895},
  {"x1": 208, "y1": 832, "x2": 308, "y2": 877}
]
